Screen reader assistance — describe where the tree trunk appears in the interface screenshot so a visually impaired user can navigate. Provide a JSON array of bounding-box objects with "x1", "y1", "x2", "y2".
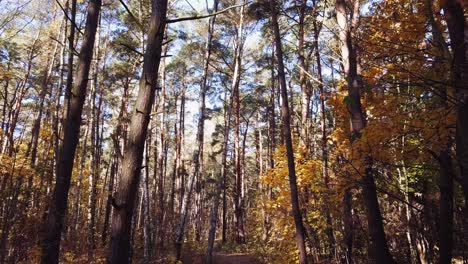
[
  {"x1": 5, "y1": 35, "x2": 38, "y2": 155},
  {"x1": 170, "y1": 94, "x2": 179, "y2": 224},
  {"x1": 155, "y1": 47, "x2": 167, "y2": 256},
  {"x1": 221, "y1": 89, "x2": 232, "y2": 244},
  {"x1": 298, "y1": 0, "x2": 311, "y2": 148},
  {"x1": 73, "y1": 126, "x2": 89, "y2": 232},
  {"x1": 52, "y1": 11, "x2": 69, "y2": 196},
  {"x1": 343, "y1": 186, "x2": 353, "y2": 264},
  {"x1": 143, "y1": 139, "x2": 153, "y2": 262},
  {"x1": 335, "y1": 1, "x2": 394, "y2": 262},
  {"x1": 28, "y1": 35, "x2": 59, "y2": 165},
  {"x1": 425, "y1": 2, "x2": 458, "y2": 262},
  {"x1": 439, "y1": 0, "x2": 468, "y2": 255},
  {"x1": 206, "y1": 173, "x2": 222, "y2": 264},
  {"x1": 312, "y1": 5, "x2": 336, "y2": 257},
  {"x1": 88, "y1": 17, "x2": 102, "y2": 256},
  {"x1": 335, "y1": 0, "x2": 394, "y2": 264},
  {"x1": 107, "y1": 0, "x2": 167, "y2": 261},
  {"x1": 40, "y1": 1, "x2": 101, "y2": 263},
  {"x1": 102, "y1": 155, "x2": 117, "y2": 245},
  {"x1": 175, "y1": 153, "x2": 198, "y2": 261},
  {"x1": 207, "y1": 89, "x2": 231, "y2": 259},
  {"x1": 437, "y1": 150, "x2": 454, "y2": 264},
  {"x1": 177, "y1": 83, "x2": 186, "y2": 214},
  {"x1": 174, "y1": 0, "x2": 219, "y2": 258},
  {"x1": 195, "y1": 0, "x2": 219, "y2": 243},
  {"x1": 269, "y1": 1, "x2": 308, "y2": 263},
  {"x1": 63, "y1": 0, "x2": 77, "y2": 123},
  {"x1": 102, "y1": 71, "x2": 131, "y2": 245},
  {"x1": 232, "y1": 2, "x2": 246, "y2": 243}
]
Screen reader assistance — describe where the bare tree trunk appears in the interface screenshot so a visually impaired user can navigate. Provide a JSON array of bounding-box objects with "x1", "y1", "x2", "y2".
[
  {"x1": 28, "y1": 34, "x2": 60, "y2": 165},
  {"x1": 232, "y1": 3, "x2": 246, "y2": 243},
  {"x1": 102, "y1": 71, "x2": 131, "y2": 245},
  {"x1": 206, "y1": 172, "x2": 222, "y2": 264},
  {"x1": 343, "y1": 186, "x2": 353, "y2": 263},
  {"x1": 439, "y1": 0, "x2": 468, "y2": 256},
  {"x1": 143, "y1": 138, "x2": 153, "y2": 262},
  {"x1": 40, "y1": 1, "x2": 101, "y2": 263},
  {"x1": 52, "y1": 11, "x2": 69, "y2": 197},
  {"x1": 107, "y1": 0, "x2": 167, "y2": 261},
  {"x1": 221, "y1": 90, "x2": 232, "y2": 244},
  {"x1": 0, "y1": 61, "x2": 11, "y2": 149},
  {"x1": 63, "y1": 0, "x2": 77, "y2": 122},
  {"x1": 261, "y1": 47, "x2": 277, "y2": 243},
  {"x1": 87, "y1": 17, "x2": 102, "y2": 257},
  {"x1": 24, "y1": 18, "x2": 63, "y2": 212},
  {"x1": 312, "y1": 4, "x2": 336, "y2": 257},
  {"x1": 424, "y1": 3, "x2": 457, "y2": 262},
  {"x1": 170, "y1": 94, "x2": 179, "y2": 224},
  {"x1": 175, "y1": 154, "x2": 197, "y2": 261},
  {"x1": 195, "y1": 0, "x2": 219, "y2": 243},
  {"x1": 335, "y1": 0, "x2": 394, "y2": 263},
  {"x1": 298, "y1": 0, "x2": 311, "y2": 148},
  {"x1": 5, "y1": 35, "x2": 39, "y2": 155},
  {"x1": 268, "y1": 48, "x2": 276, "y2": 170},
  {"x1": 155, "y1": 47, "x2": 167, "y2": 256},
  {"x1": 177, "y1": 84, "x2": 186, "y2": 214},
  {"x1": 174, "y1": 0, "x2": 220, "y2": 258},
  {"x1": 269, "y1": 1, "x2": 308, "y2": 263},
  {"x1": 73, "y1": 126, "x2": 89, "y2": 232},
  {"x1": 102, "y1": 154, "x2": 117, "y2": 245},
  {"x1": 437, "y1": 150, "x2": 454, "y2": 264}
]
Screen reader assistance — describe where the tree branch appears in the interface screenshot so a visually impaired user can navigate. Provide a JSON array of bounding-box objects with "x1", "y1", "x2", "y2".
[
  {"x1": 166, "y1": 2, "x2": 250, "y2": 23},
  {"x1": 54, "y1": 0, "x2": 83, "y2": 35},
  {"x1": 118, "y1": 0, "x2": 144, "y2": 32}
]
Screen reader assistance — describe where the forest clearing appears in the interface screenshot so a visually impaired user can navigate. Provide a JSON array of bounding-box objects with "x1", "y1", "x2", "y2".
[{"x1": 0, "y1": 0, "x2": 467, "y2": 263}]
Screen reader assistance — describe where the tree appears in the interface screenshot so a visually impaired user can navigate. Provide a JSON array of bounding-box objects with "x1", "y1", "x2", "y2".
[
  {"x1": 269, "y1": 0, "x2": 308, "y2": 263},
  {"x1": 0, "y1": 0, "x2": 467, "y2": 263},
  {"x1": 107, "y1": 0, "x2": 168, "y2": 261},
  {"x1": 335, "y1": 0, "x2": 394, "y2": 262},
  {"x1": 439, "y1": 1, "x2": 468, "y2": 256},
  {"x1": 41, "y1": 1, "x2": 102, "y2": 262}
]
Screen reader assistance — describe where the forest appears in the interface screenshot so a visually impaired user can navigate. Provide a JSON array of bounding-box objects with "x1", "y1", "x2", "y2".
[{"x1": 0, "y1": 0, "x2": 467, "y2": 263}]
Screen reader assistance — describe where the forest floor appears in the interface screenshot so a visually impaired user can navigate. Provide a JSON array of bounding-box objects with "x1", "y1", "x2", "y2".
[
  {"x1": 181, "y1": 250, "x2": 262, "y2": 264},
  {"x1": 212, "y1": 252, "x2": 261, "y2": 264}
]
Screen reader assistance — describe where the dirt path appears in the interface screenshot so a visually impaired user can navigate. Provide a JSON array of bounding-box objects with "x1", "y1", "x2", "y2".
[
  {"x1": 181, "y1": 251, "x2": 262, "y2": 264},
  {"x1": 213, "y1": 253, "x2": 261, "y2": 264}
]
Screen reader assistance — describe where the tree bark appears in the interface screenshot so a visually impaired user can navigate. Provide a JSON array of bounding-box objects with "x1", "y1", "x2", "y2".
[
  {"x1": 269, "y1": 1, "x2": 308, "y2": 263},
  {"x1": 5, "y1": 35, "x2": 39, "y2": 155},
  {"x1": 73, "y1": 126, "x2": 89, "y2": 232},
  {"x1": 437, "y1": 150, "x2": 454, "y2": 264},
  {"x1": 439, "y1": 0, "x2": 468, "y2": 256},
  {"x1": 88, "y1": 17, "x2": 101, "y2": 256},
  {"x1": 206, "y1": 173, "x2": 222, "y2": 264},
  {"x1": 298, "y1": 0, "x2": 311, "y2": 148},
  {"x1": 232, "y1": 2, "x2": 246, "y2": 243},
  {"x1": 107, "y1": 0, "x2": 167, "y2": 261},
  {"x1": 335, "y1": 0, "x2": 394, "y2": 263},
  {"x1": 425, "y1": 2, "x2": 459, "y2": 262},
  {"x1": 221, "y1": 90, "x2": 232, "y2": 244},
  {"x1": 102, "y1": 71, "x2": 132, "y2": 245},
  {"x1": 155, "y1": 46, "x2": 167, "y2": 256},
  {"x1": 40, "y1": 1, "x2": 101, "y2": 263},
  {"x1": 28, "y1": 35, "x2": 59, "y2": 165},
  {"x1": 312, "y1": 4, "x2": 336, "y2": 257},
  {"x1": 174, "y1": 0, "x2": 220, "y2": 258},
  {"x1": 63, "y1": 0, "x2": 77, "y2": 122},
  {"x1": 143, "y1": 138, "x2": 153, "y2": 262}
]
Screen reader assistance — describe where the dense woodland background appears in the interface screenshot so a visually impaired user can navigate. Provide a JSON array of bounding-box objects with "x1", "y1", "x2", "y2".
[{"x1": 0, "y1": 0, "x2": 467, "y2": 263}]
